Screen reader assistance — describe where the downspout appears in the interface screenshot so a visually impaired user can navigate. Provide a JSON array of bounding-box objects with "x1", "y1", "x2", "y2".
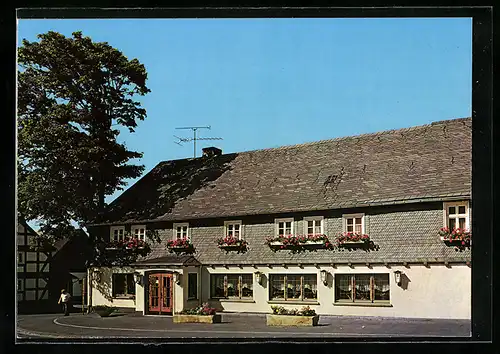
[{"x1": 199, "y1": 265, "x2": 202, "y2": 306}]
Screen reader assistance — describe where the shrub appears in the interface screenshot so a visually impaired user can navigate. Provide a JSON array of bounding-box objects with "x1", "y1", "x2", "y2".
[
  {"x1": 270, "y1": 305, "x2": 317, "y2": 316},
  {"x1": 180, "y1": 302, "x2": 217, "y2": 316}
]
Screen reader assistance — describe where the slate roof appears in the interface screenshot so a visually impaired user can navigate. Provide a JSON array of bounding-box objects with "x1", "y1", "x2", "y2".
[
  {"x1": 133, "y1": 255, "x2": 201, "y2": 267},
  {"x1": 98, "y1": 117, "x2": 471, "y2": 225}
]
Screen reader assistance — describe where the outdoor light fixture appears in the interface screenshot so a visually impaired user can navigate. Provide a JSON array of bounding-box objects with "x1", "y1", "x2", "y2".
[
  {"x1": 394, "y1": 270, "x2": 402, "y2": 286},
  {"x1": 173, "y1": 272, "x2": 181, "y2": 285},
  {"x1": 133, "y1": 272, "x2": 143, "y2": 285},
  {"x1": 254, "y1": 271, "x2": 262, "y2": 285},
  {"x1": 93, "y1": 269, "x2": 102, "y2": 283},
  {"x1": 320, "y1": 270, "x2": 328, "y2": 285}
]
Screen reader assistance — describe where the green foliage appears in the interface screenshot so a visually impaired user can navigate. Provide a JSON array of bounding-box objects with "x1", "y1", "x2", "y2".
[
  {"x1": 180, "y1": 303, "x2": 218, "y2": 316},
  {"x1": 17, "y1": 31, "x2": 151, "y2": 253}
]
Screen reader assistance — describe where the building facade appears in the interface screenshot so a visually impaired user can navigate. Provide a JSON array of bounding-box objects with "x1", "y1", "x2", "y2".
[
  {"x1": 87, "y1": 117, "x2": 472, "y2": 320},
  {"x1": 17, "y1": 219, "x2": 91, "y2": 313}
]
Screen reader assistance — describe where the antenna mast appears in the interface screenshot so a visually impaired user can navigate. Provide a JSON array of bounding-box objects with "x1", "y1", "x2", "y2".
[{"x1": 174, "y1": 125, "x2": 223, "y2": 158}]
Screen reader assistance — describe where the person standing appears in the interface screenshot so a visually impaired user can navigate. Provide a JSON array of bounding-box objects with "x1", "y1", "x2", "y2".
[{"x1": 58, "y1": 289, "x2": 71, "y2": 316}]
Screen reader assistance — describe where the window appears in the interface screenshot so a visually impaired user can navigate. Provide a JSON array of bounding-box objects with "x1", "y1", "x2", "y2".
[
  {"x1": 132, "y1": 225, "x2": 146, "y2": 241},
  {"x1": 110, "y1": 226, "x2": 125, "y2": 242},
  {"x1": 444, "y1": 201, "x2": 470, "y2": 230},
  {"x1": 188, "y1": 273, "x2": 198, "y2": 300},
  {"x1": 343, "y1": 214, "x2": 364, "y2": 233},
  {"x1": 269, "y1": 274, "x2": 317, "y2": 301},
  {"x1": 224, "y1": 220, "x2": 242, "y2": 239},
  {"x1": 173, "y1": 223, "x2": 189, "y2": 240},
  {"x1": 304, "y1": 217, "x2": 324, "y2": 235},
  {"x1": 112, "y1": 273, "x2": 135, "y2": 298},
  {"x1": 275, "y1": 218, "x2": 294, "y2": 237},
  {"x1": 210, "y1": 274, "x2": 253, "y2": 299},
  {"x1": 335, "y1": 274, "x2": 390, "y2": 303},
  {"x1": 18, "y1": 279, "x2": 24, "y2": 291}
]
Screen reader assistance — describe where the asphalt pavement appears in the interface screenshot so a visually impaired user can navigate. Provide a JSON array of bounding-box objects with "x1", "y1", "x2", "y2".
[{"x1": 16, "y1": 311, "x2": 471, "y2": 341}]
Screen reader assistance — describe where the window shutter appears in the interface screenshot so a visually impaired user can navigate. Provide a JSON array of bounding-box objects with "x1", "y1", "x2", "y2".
[
  {"x1": 300, "y1": 276, "x2": 304, "y2": 301},
  {"x1": 224, "y1": 275, "x2": 228, "y2": 298},
  {"x1": 238, "y1": 275, "x2": 242, "y2": 299}
]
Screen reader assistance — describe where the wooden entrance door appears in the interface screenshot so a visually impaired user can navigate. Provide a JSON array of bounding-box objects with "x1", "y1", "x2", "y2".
[{"x1": 148, "y1": 273, "x2": 173, "y2": 314}]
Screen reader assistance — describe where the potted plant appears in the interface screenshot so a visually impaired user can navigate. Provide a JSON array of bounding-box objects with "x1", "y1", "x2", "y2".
[
  {"x1": 216, "y1": 236, "x2": 249, "y2": 254},
  {"x1": 92, "y1": 305, "x2": 116, "y2": 317},
  {"x1": 167, "y1": 237, "x2": 196, "y2": 254},
  {"x1": 438, "y1": 227, "x2": 471, "y2": 248},
  {"x1": 336, "y1": 232, "x2": 371, "y2": 247},
  {"x1": 267, "y1": 305, "x2": 319, "y2": 326},
  {"x1": 104, "y1": 238, "x2": 151, "y2": 256},
  {"x1": 173, "y1": 303, "x2": 221, "y2": 323},
  {"x1": 265, "y1": 234, "x2": 333, "y2": 253}
]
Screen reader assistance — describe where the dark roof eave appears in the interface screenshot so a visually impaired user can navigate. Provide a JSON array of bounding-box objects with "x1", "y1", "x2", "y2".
[{"x1": 88, "y1": 194, "x2": 470, "y2": 227}]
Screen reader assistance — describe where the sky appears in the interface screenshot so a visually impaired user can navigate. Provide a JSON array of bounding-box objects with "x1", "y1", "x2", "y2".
[{"x1": 17, "y1": 17, "x2": 472, "y2": 217}]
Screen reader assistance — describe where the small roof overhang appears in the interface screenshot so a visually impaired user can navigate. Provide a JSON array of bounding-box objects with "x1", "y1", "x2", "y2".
[{"x1": 132, "y1": 255, "x2": 201, "y2": 268}]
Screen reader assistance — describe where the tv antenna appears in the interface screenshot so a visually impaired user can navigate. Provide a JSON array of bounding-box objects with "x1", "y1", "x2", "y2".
[{"x1": 174, "y1": 125, "x2": 223, "y2": 158}]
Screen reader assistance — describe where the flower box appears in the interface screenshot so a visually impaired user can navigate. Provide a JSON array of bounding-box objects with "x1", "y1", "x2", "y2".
[
  {"x1": 438, "y1": 228, "x2": 471, "y2": 248},
  {"x1": 266, "y1": 314, "x2": 319, "y2": 327},
  {"x1": 338, "y1": 241, "x2": 368, "y2": 247},
  {"x1": 216, "y1": 237, "x2": 249, "y2": 253},
  {"x1": 173, "y1": 314, "x2": 222, "y2": 324},
  {"x1": 167, "y1": 238, "x2": 196, "y2": 254},
  {"x1": 265, "y1": 234, "x2": 334, "y2": 253}
]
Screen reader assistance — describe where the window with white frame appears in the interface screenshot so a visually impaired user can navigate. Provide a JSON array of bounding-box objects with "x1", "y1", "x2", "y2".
[
  {"x1": 444, "y1": 201, "x2": 470, "y2": 230},
  {"x1": 304, "y1": 216, "x2": 324, "y2": 235},
  {"x1": 275, "y1": 218, "x2": 294, "y2": 237},
  {"x1": 132, "y1": 225, "x2": 146, "y2": 241},
  {"x1": 224, "y1": 220, "x2": 242, "y2": 239},
  {"x1": 210, "y1": 274, "x2": 253, "y2": 299},
  {"x1": 335, "y1": 274, "x2": 390, "y2": 303},
  {"x1": 110, "y1": 226, "x2": 125, "y2": 241},
  {"x1": 343, "y1": 214, "x2": 364, "y2": 233},
  {"x1": 173, "y1": 223, "x2": 189, "y2": 240},
  {"x1": 269, "y1": 274, "x2": 318, "y2": 301}
]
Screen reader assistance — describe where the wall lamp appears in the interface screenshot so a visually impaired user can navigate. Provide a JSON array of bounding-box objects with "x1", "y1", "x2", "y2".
[
  {"x1": 254, "y1": 271, "x2": 262, "y2": 285},
  {"x1": 320, "y1": 270, "x2": 328, "y2": 285},
  {"x1": 173, "y1": 272, "x2": 181, "y2": 285},
  {"x1": 133, "y1": 272, "x2": 143, "y2": 285},
  {"x1": 394, "y1": 270, "x2": 402, "y2": 286}
]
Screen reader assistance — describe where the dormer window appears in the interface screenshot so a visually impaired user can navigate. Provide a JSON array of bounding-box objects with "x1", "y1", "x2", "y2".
[
  {"x1": 110, "y1": 226, "x2": 125, "y2": 241},
  {"x1": 224, "y1": 220, "x2": 242, "y2": 239},
  {"x1": 304, "y1": 216, "x2": 324, "y2": 235},
  {"x1": 444, "y1": 201, "x2": 470, "y2": 230},
  {"x1": 342, "y1": 214, "x2": 365, "y2": 233},
  {"x1": 132, "y1": 225, "x2": 146, "y2": 241},
  {"x1": 275, "y1": 218, "x2": 294, "y2": 237},
  {"x1": 173, "y1": 222, "x2": 189, "y2": 240}
]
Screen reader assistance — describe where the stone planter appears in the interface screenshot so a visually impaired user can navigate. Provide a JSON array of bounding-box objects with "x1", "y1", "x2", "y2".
[
  {"x1": 266, "y1": 314, "x2": 319, "y2": 326},
  {"x1": 173, "y1": 314, "x2": 222, "y2": 323}
]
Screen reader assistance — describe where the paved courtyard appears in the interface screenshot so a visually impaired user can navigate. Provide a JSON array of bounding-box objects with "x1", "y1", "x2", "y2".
[{"x1": 16, "y1": 311, "x2": 471, "y2": 341}]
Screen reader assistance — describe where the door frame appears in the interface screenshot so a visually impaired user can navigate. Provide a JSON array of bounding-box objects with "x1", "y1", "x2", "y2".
[{"x1": 145, "y1": 271, "x2": 174, "y2": 315}]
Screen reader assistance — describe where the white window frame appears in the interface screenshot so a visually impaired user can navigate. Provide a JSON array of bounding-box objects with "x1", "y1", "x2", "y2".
[
  {"x1": 443, "y1": 201, "x2": 470, "y2": 230},
  {"x1": 173, "y1": 222, "x2": 190, "y2": 240},
  {"x1": 131, "y1": 225, "x2": 146, "y2": 241},
  {"x1": 303, "y1": 216, "x2": 324, "y2": 235},
  {"x1": 110, "y1": 226, "x2": 125, "y2": 242},
  {"x1": 275, "y1": 218, "x2": 294, "y2": 237},
  {"x1": 342, "y1": 213, "x2": 365, "y2": 234},
  {"x1": 224, "y1": 220, "x2": 243, "y2": 239}
]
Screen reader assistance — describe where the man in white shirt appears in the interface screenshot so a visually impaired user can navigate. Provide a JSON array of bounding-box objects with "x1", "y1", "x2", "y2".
[{"x1": 58, "y1": 289, "x2": 71, "y2": 316}]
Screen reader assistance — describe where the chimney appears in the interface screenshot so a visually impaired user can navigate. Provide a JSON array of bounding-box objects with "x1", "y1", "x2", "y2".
[{"x1": 202, "y1": 147, "x2": 222, "y2": 158}]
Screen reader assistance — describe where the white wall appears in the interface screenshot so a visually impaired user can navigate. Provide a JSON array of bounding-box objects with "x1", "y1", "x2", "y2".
[
  {"x1": 201, "y1": 264, "x2": 471, "y2": 319},
  {"x1": 90, "y1": 266, "x2": 135, "y2": 308}
]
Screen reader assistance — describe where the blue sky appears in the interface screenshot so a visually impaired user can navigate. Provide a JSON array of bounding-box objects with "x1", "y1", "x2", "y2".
[{"x1": 18, "y1": 17, "x2": 472, "y2": 210}]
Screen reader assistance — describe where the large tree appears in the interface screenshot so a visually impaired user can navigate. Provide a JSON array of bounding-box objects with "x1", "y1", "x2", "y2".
[{"x1": 18, "y1": 31, "x2": 151, "y2": 246}]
